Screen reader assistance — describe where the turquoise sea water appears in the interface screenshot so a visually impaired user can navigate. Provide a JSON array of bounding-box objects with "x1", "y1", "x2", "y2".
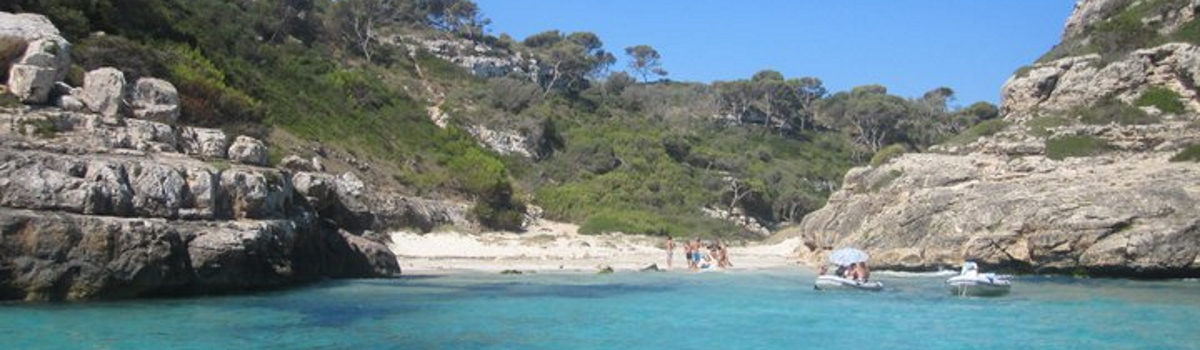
[{"x1": 2, "y1": 269, "x2": 1199, "y2": 350}]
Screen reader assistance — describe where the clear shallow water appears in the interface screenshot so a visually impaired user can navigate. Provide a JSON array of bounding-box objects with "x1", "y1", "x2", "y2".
[{"x1": 2, "y1": 270, "x2": 1199, "y2": 350}]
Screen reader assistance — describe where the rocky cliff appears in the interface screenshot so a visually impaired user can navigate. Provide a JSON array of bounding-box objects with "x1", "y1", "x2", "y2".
[
  {"x1": 0, "y1": 13, "x2": 409, "y2": 301},
  {"x1": 792, "y1": 0, "x2": 1200, "y2": 277}
]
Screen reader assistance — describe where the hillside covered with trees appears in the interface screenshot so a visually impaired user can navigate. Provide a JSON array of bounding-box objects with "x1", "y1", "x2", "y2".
[{"x1": 1, "y1": 0, "x2": 999, "y2": 238}]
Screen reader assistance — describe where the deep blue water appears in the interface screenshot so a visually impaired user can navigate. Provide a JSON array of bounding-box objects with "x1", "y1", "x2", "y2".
[{"x1": 2, "y1": 269, "x2": 1199, "y2": 350}]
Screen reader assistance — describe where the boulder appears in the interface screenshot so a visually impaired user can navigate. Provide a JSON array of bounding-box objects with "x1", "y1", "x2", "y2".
[
  {"x1": 219, "y1": 168, "x2": 293, "y2": 219},
  {"x1": 337, "y1": 171, "x2": 365, "y2": 197},
  {"x1": 1, "y1": 12, "x2": 72, "y2": 104},
  {"x1": 228, "y1": 135, "x2": 268, "y2": 166},
  {"x1": 7, "y1": 64, "x2": 57, "y2": 104},
  {"x1": 280, "y1": 154, "x2": 316, "y2": 172},
  {"x1": 129, "y1": 78, "x2": 180, "y2": 123},
  {"x1": 81, "y1": 67, "x2": 126, "y2": 117},
  {"x1": 179, "y1": 127, "x2": 228, "y2": 159},
  {"x1": 292, "y1": 171, "x2": 336, "y2": 209},
  {"x1": 55, "y1": 94, "x2": 85, "y2": 111},
  {"x1": 337, "y1": 230, "x2": 403, "y2": 277}
]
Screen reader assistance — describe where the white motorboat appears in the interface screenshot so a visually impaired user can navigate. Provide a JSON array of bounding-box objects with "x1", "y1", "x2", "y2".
[
  {"x1": 946, "y1": 261, "x2": 1012, "y2": 297},
  {"x1": 814, "y1": 275, "x2": 884, "y2": 291},
  {"x1": 815, "y1": 248, "x2": 883, "y2": 291}
]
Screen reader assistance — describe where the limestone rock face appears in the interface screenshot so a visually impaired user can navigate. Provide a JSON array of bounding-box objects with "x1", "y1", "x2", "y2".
[
  {"x1": 794, "y1": 153, "x2": 1200, "y2": 276},
  {"x1": 0, "y1": 151, "x2": 135, "y2": 216},
  {"x1": 185, "y1": 220, "x2": 303, "y2": 290},
  {"x1": 0, "y1": 210, "x2": 193, "y2": 301},
  {"x1": 130, "y1": 78, "x2": 180, "y2": 123},
  {"x1": 81, "y1": 68, "x2": 127, "y2": 117},
  {"x1": 1062, "y1": 0, "x2": 1126, "y2": 40},
  {"x1": 0, "y1": 107, "x2": 402, "y2": 301},
  {"x1": 404, "y1": 36, "x2": 538, "y2": 78},
  {"x1": 0, "y1": 12, "x2": 72, "y2": 104},
  {"x1": 0, "y1": 208, "x2": 400, "y2": 301},
  {"x1": 228, "y1": 135, "x2": 268, "y2": 166},
  {"x1": 1001, "y1": 43, "x2": 1200, "y2": 120}
]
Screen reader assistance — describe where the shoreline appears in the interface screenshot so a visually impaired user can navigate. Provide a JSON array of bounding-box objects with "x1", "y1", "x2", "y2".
[{"x1": 388, "y1": 221, "x2": 808, "y2": 275}]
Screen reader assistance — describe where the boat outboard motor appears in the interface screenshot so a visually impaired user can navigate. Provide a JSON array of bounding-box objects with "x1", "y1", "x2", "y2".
[{"x1": 960, "y1": 261, "x2": 979, "y2": 276}]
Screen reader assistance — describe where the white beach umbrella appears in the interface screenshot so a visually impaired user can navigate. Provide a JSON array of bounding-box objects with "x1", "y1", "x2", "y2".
[{"x1": 829, "y1": 248, "x2": 869, "y2": 266}]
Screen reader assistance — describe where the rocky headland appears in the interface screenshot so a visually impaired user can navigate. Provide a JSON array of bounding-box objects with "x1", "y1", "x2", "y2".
[
  {"x1": 791, "y1": 0, "x2": 1200, "y2": 277},
  {"x1": 0, "y1": 12, "x2": 444, "y2": 301}
]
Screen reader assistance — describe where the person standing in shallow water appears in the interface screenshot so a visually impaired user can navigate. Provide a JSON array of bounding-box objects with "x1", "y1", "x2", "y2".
[{"x1": 665, "y1": 236, "x2": 676, "y2": 269}]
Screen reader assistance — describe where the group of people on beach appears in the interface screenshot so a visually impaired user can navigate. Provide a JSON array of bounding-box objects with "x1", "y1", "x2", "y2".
[{"x1": 665, "y1": 236, "x2": 731, "y2": 271}]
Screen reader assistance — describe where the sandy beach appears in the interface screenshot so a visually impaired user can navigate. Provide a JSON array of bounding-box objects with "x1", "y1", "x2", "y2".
[{"x1": 388, "y1": 221, "x2": 807, "y2": 274}]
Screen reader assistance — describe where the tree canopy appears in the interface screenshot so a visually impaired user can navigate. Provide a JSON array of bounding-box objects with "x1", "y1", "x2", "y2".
[{"x1": 625, "y1": 45, "x2": 668, "y2": 82}]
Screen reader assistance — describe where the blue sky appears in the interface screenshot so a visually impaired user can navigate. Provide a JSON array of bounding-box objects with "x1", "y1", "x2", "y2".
[{"x1": 474, "y1": 0, "x2": 1076, "y2": 106}]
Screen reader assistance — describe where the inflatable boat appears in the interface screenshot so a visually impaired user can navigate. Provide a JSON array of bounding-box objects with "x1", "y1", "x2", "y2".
[
  {"x1": 814, "y1": 275, "x2": 884, "y2": 291},
  {"x1": 946, "y1": 261, "x2": 1011, "y2": 297}
]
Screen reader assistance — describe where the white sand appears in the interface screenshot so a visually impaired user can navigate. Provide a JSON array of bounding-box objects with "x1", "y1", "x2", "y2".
[{"x1": 388, "y1": 221, "x2": 808, "y2": 274}]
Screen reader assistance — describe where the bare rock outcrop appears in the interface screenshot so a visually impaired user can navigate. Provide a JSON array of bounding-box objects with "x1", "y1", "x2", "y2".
[
  {"x1": 794, "y1": 153, "x2": 1200, "y2": 276},
  {"x1": 1002, "y1": 43, "x2": 1200, "y2": 120},
  {"x1": 401, "y1": 35, "x2": 538, "y2": 78},
  {"x1": 1, "y1": 12, "x2": 71, "y2": 104},
  {"x1": 0, "y1": 107, "x2": 402, "y2": 301}
]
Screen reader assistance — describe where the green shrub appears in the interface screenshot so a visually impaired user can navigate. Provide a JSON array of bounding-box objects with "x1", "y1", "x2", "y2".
[
  {"x1": 869, "y1": 169, "x2": 904, "y2": 192},
  {"x1": 870, "y1": 144, "x2": 906, "y2": 166},
  {"x1": 1173, "y1": 16, "x2": 1200, "y2": 44},
  {"x1": 1090, "y1": 8, "x2": 1158, "y2": 60},
  {"x1": 1079, "y1": 99, "x2": 1159, "y2": 125},
  {"x1": 1026, "y1": 116, "x2": 1073, "y2": 137},
  {"x1": 579, "y1": 210, "x2": 675, "y2": 236},
  {"x1": 267, "y1": 145, "x2": 285, "y2": 168},
  {"x1": 209, "y1": 160, "x2": 231, "y2": 172},
  {"x1": 1135, "y1": 87, "x2": 1185, "y2": 114},
  {"x1": 0, "y1": 92, "x2": 19, "y2": 108},
  {"x1": 1169, "y1": 144, "x2": 1200, "y2": 162},
  {"x1": 73, "y1": 35, "x2": 171, "y2": 80},
  {"x1": 1012, "y1": 65, "x2": 1034, "y2": 79},
  {"x1": 488, "y1": 77, "x2": 542, "y2": 113},
  {"x1": 944, "y1": 119, "x2": 1010, "y2": 145},
  {"x1": 1046, "y1": 135, "x2": 1112, "y2": 160},
  {"x1": 167, "y1": 45, "x2": 263, "y2": 128},
  {"x1": 17, "y1": 117, "x2": 57, "y2": 138}
]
